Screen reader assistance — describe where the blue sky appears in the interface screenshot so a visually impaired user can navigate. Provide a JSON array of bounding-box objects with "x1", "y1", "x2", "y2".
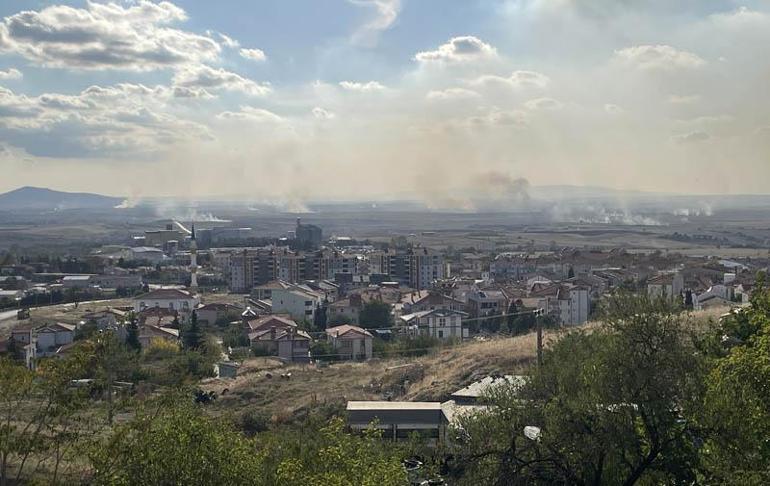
[{"x1": 0, "y1": 1, "x2": 769, "y2": 202}]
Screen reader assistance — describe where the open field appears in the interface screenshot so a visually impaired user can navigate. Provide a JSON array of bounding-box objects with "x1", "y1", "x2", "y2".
[{"x1": 201, "y1": 307, "x2": 726, "y2": 423}]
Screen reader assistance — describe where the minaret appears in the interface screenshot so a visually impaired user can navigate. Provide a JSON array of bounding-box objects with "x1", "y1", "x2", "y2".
[{"x1": 190, "y1": 223, "x2": 198, "y2": 292}]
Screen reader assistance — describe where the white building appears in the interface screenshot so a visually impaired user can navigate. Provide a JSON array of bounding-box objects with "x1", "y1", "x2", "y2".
[
  {"x1": 400, "y1": 308, "x2": 469, "y2": 340},
  {"x1": 647, "y1": 273, "x2": 684, "y2": 301},
  {"x1": 132, "y1": 288, "x2": 199, "y2": 318},
  {"x1": 537, "y1": 285, "x2": 590, "y2": 326},
  {"x1": 271, "y1": 286, "x2": 324, "y2": 323}
]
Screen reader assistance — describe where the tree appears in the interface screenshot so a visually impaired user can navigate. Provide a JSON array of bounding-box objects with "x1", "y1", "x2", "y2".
[
  {"x1": 258, "y1": 417, "x2": 408, "y2": 486},
  {"x1": 125, "y1": 318, "x2": 141, "y2": 352},
  {"x1": 314, "y1": 299, "x2": 328, "y2": 331},
  {"x1": 359, "y1": 301, "x2": 393, "y2": 329},
  {"x1": 699, "y1": 280, "x2": 770, "y2": 483},
  {"x1": 182, "y1": 311, "x2": 203, "y2": 350},
  {"x1": 88, "y1": 396, "x2": 264, "y2": 486},
  {"x1": 455, "y1": 294, "x2": 706, "y2": 485}
]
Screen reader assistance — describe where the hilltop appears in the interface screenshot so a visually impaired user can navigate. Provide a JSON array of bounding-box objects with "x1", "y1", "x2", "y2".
[{"x1": 0, "y1": 186, "x2": 123, "y2": 210}]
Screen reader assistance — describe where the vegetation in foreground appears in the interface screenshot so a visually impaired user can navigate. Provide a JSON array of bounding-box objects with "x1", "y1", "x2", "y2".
[{"x1": 2, "y1": 283, "x2": 770, "y2": 484}]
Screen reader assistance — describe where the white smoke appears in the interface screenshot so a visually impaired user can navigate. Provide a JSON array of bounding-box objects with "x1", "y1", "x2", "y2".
[{"x1": 549, "y1": 205, "x2": 663, "y2": 226}]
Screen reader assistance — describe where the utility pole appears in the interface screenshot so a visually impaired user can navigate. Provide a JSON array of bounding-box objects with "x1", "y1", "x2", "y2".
[{"x1": 536, "y1": 309, "x2": 544, "y2": 368}]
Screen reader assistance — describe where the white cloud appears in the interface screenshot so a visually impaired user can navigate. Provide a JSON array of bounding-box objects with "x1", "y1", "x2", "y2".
[
  {"x1": 240, "y1": 48, "x2": 267, "y2": 62},
  {"x1": 349, "y1": 0, "x2": 401, "y2": 46},
  {"x1": 312, "y1": 107, "x2": 336, "y2": 119},
  {"x1": 216, "y1": 106, "x2": 283, "y2": 123},
  {"x1": 173, "y1": 65, "x2": 271, "y2": 96},
  {"x1": 426, "y1": 88, "x2": 480, "y2": 101},
  {"x1": 0, "y1": 83, "x2": 209, "y2": 158},
  {"x1": 415, "y1": 36, "x2": 497, "y2": 64},
  {"x1": 470, "y1": 70, "x2": 550, "y2": 89},
  {"x1": 604, "y1": 103, "x2": 623, "y2": 114},
  {"x1": 0, "y1": 1, "x2": 220, "y2": 71},
  {"x1": 207, "y1": 30, "x2": 240, "y2": 49},
  {"x1": 0, "y1": 67, "x2": 21, "y2": 80},
  {"x1": 466, "y1": 108, "x2": 529, "y2": 128},
  {"x1": 339, "y1": 80, "x2": 386, "y2": 92},
  {"x1": 614, "y1": 45, "x2": 706, "y2": 70},
  {"x1": 668, "y1": 94, "x2": 700, "y2": 105},
  {"x1": 524, "y1": 97, "x2": 562, "y2": 110},
  {"x1": 672, "y1": 131, "x2": 710, "y2": 144}
]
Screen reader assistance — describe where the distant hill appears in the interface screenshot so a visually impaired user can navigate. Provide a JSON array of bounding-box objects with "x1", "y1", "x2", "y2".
[{"x1": 0, "y1": 186, "x2": 123, "y2": 210}]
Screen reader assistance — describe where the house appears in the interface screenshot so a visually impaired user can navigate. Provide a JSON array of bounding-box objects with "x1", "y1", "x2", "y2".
[
  {"x1": 271, "y1": 286, "x2": 324, "y2": 323},
  {"x1": 346, "y1": 374, "x2": 521, "y2": 444},
  {"x1": 0, "y1": 289, "x2": 24, "y2": 305},
  {"x1": 196, "y1": 302, "x2": 242, "y2": 326},
  {"x1": 9, "y1": 322, "x2": 76, "y2": 359},
  {"x1": 132, "y1": 288, "x2": 199, "y2": 321},
  {"x1": 328, "y1": 297, "x2": 362, "y2": 324},
  {"x1": 245, "y1": 315, "x2": 311, "y2": 362},
  {"x1": 400, "y1": 290, "x2": 465, "y2": 315},
  {"x1": 125, "y1": 247, "x2": 166, "y2": 263},
  {"x1": 250, "y1": 280, "x2": 293, "y2": 301},
  {"x1": 245, "y1": 314, "x2": 297, "y2": 343},
  {"x1": 695, "y1": 294, "x2": 733, "y2": 311},
  {"x1": 466, "y1": 289, "x2": 509, "y2": 319},
  {"x1": 450, "y1": 375, "x2": 527, "y2": 405},
  {"x1": 138, "y1": 323, "x2": 179, "y2": 348},
  {"x1": 647, "y1": 273, "x2": 684, "y2": 301},
  {"x1": 326, "y1": 325, "x2": 373, "y2": 360},
  {"x1": 82, "y1": 308, "x2": 128, "y2": 330},
  {"x1": 62, "y1": 275, "x2": 94, "y2": 289},
  {"x1": 399, "y1": 309, "x2": 469, "y2": 340},
  {"x1": 35, "y1": 323, "x2": 76, "y2": 355},
  {"x1": 533, "y1": 283, "x2": 590, "y2": 326},
  {"x1": 347, "y1": 401, "x2": 444, "y2": 441}
]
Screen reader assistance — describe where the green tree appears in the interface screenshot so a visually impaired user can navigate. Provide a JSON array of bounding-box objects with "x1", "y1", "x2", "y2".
[
  {"x1": 259, "y1": 417, "x2": 407, "y2": 486},
  {"x1": 88, "y1": 396, "x2": 264, "y2": 486},
  {"x1": 455, "y1": 294, "x2": 706, "y2": 485},
  {"x1": 699, "y1": 280, "x2": 770, "y2": 483},
  {"x1": 359, "y1": 301, "x2": 393, "y2": 329},
  {"x1": 182, "y1": 311, "x2": 203, "y2": 350},
  {"x1": 125, "y1": 318, "x2": 141, "y2": 352}
]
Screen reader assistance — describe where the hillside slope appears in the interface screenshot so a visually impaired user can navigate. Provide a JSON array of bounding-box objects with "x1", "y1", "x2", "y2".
[{"x1": 0, "y1": 186, "x2": 122, "y2": 210}]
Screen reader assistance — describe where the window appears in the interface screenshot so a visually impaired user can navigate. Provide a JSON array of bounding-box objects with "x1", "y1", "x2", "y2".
[
  {"x1": 439, "y1": 318, "x2": 446, "y2": 327},
  {"x1": 305, "y1": 301, "x2": 313, "y2": 306},
  {"x1": 169, "y1": 302, "x2": 175, "y2": 310},
  {"x1": 305, "y1": 310, "x2": 313, "y2": 316},
  {"x1": 438, "y1": 330, "x2": 444, "y2": 339}
]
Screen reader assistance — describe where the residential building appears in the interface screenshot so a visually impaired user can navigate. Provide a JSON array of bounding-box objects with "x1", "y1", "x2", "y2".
[
  {"x1": 647, "y1": 273, "x2": 684, "y2": 300},
  {"x1": 326, "y1": 325, "x2": 373, "y2": 360},
  {"x1": 196, "y1": 302, "x2": 242, "y2": 326},
  {"x1": 138, "y1": 323, "x2": 179, "y2": 348},
  {"x1": 271, "y1": 286, "x2": 324, "y2": 323},
  {"x1": 229, "y1": 248, "x2": 277, "y2": 292},
  {"x1": 400, "y1": 290, "x2": 465, "y2": 314},
  {"x1": 535, "y1": 284, "x2": 590, "y2": 326},
  {"x1": 132, "y1": 288, "x2": 199, "y2": 321},
  {"x1": 399, "y1": 308, "x2": 469, "y2": 340},
  {"x1": 466, "y1": 289, "x2": 509, "y2": 319},
  {"x1": 62, "y1": 275, "x2": 94, "y2": 289}
]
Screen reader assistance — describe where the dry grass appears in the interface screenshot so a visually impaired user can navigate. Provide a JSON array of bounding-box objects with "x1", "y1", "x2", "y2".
[{"x1": 201, "y1": 330, "x2": 571, "y2": 422}]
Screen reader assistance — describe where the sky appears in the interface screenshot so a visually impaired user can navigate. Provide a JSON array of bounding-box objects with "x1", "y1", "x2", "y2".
[{"x1": 0, "y1": 0, "x2": 769, "y2": 205}]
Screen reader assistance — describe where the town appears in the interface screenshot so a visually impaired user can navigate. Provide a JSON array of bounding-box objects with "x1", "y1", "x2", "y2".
[
  {"x1": 2, "y1": 216, "x2": 759, "y2": 367},
  {"x1": 2, "y1": 0, "x2": 770, "y2": 483}
]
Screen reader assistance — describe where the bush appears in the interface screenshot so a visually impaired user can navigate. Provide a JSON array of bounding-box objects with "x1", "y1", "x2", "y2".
[
  {"x1": 144, "y1": 338, "x2": 179, "y2": 360},
  {"x1": 238, "y1": 408, "x2": 270, "y2": 436}
]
